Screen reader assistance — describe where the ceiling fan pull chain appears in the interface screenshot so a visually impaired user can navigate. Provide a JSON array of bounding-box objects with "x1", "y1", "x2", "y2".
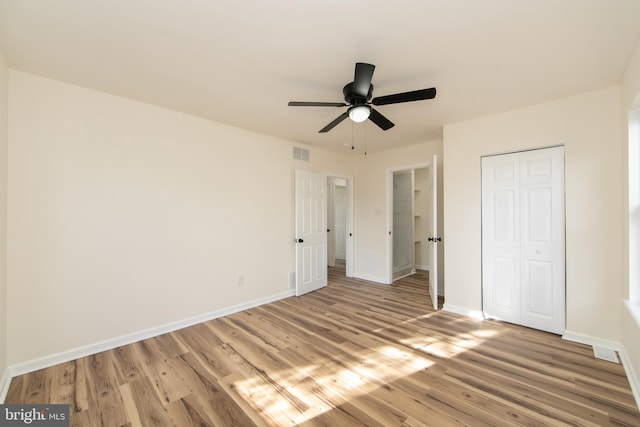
[
  {"x1": 351, "y1": 120, "x2": 355, "y2": 150},
  {"x1": 364, "y1": 121, "x2": 368, "y2": 156}
]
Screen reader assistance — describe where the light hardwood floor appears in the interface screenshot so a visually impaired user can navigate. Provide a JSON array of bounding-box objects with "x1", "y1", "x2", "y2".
[{"x1": 6, "y1": 263, "x2": 640, "y2": 426}]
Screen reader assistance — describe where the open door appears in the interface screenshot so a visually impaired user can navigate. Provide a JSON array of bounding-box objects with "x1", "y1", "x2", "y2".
[
  {"x1": 428, "y1": 155, "x2": 439, "y2": 310},
  {"x1": 295, "y1": 170, "x2": 327, "y2": 296}
]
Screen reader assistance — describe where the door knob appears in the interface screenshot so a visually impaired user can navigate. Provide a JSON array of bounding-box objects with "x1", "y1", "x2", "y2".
[
  {"x1": 428, "y1": 237, "x2": 442, "y2": 242},
  {"x1": 297, "y1": 238, "x2": 304, "y2": 243}
]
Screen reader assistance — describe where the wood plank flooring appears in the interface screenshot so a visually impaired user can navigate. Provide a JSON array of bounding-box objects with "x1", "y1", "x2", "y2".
[{"x1": 6, "y1": 263, "x2": 640, "y2": 426}]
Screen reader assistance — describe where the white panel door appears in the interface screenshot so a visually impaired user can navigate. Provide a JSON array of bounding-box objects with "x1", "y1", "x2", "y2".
[
  {"x1": 482, "y1": 154, "x2": 521, "y2": 323},
  {"x1": 519, "y1": 148, "x2": 565, "y2": 334},
  {"x1": 482, "y1": 147, "x2": 565, "y2": 334},
  {"x1": 428, "y1": 155, "x2": 439, "y2": 310},
  {"x1": 295, "y1": 170, "x2": 327, "y2": 296}
]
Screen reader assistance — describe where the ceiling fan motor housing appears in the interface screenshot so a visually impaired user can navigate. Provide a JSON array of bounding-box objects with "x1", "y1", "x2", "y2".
[{"x1": 343, "y1": 82, "x2": 373, "y2": 106}]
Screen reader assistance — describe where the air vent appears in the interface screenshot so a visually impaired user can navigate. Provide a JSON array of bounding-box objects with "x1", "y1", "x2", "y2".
[
  {"x1": 593, "y1": 346, "x2": 619, "y2": 363},
  {"x1": 293, "y1": 146, "x2": 310, "y2": 162}
]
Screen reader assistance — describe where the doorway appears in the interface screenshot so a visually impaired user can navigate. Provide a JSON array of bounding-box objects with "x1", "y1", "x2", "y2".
[
  {"x1": 392, "y1": 170, "x2": 415, "y2": 280},
  {"x1": 481, "y1": 146, "x2": 565, "y2": 334},
  {"x1": 327, "y1": 175, "x2": 354, "y2": 278},
  {"x1": 386, "y1": 157, "x2": 440, "y2": 310}
]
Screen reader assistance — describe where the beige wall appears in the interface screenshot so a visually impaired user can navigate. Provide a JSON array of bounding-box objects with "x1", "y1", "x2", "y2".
[
  {"x1": 6, "y1": 70, "x2": 353, "y2": 365},
  {"x1": 622, "y1": 35, "x2": 640, "y2": 402},
  {"x1": 443, "y1": 87, "x2": 622, "y2": 340},
  {"x1": 353, "y1": 140, "x2": 444, "y2": 286},
  {"x1": 5, "y1": 55, "x2": 637, "y2": 400},
  {"x1": 0, "y1": 51, "x2": 8, "y2": 386}
]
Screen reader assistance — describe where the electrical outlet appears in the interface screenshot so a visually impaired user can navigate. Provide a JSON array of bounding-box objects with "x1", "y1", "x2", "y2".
[{"x1": 237, "y1": 275, "x2": 245, "y2": 286}]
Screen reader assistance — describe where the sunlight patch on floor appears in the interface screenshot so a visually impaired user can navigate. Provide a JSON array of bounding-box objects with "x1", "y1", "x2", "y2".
[
  {"x1": 231, "y1": 326, "x2": 486, "y2": 425},
  {"x1": 233, "y1": 376, "x2": 301, "y2": 426},
  {"x1": 401, "y1": 328, "x2": 500, "y2": 358},
  {"x1": 371, "y1": 310, "x2": 442, "y2": 332}
]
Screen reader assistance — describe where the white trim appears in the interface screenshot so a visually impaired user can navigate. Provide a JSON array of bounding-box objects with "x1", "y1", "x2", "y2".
[
  {"x1": 442, "y1": 303, "x2": 485, "y2": 320},
  {"x1": 619, "y1": 344, "x2": 640, "y2": 412},
  {"x1": 9, "y1": 289, "x2": 295, "y2": 377},
  {"x1": 0, "y1": 368, "x2": 10, "y2": 403},
  {"x1": 561, "y1": 330, "x2": 622, "y2": 351},
  {"x1": 562, "y1": 331, "x2": 640, "y2": 411},
  {"x1": 393, "y1": 270, "x2": 415, "y2": 282},
  {"x1": 352, "y1": 273, "x2": 387, "y2": 285}
]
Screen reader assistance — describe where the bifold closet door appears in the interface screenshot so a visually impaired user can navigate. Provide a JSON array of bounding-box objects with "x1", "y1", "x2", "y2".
[{"x1": 482, "y1": 146, "x2": 565, "y2": 335}]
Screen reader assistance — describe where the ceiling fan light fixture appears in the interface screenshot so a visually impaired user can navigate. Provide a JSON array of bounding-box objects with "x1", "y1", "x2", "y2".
[{"x1": 349, "y1": 105, "x2": 370, "y2": 123}]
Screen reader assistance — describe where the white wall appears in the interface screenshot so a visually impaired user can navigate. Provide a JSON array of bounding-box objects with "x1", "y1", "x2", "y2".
[
  {"x1": 443, "y1": 87, "x2": 622, "y2": 340},
  {"x1": 353, "y1": 140, "x2": 444, "y2": 286},
  {"x1": 0, "y1": 50, "x2": 8, "y2": 395},
  {"x1": 622, "y1": 34, "x2": 640, "y2": 405},
  {"x1": 6, "y1": 70, "x2": 353, "y2": 366}
]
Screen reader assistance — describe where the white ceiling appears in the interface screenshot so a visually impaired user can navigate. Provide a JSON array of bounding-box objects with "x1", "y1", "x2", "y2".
[{"x1": 1, "y1": 0, "x2": 639, "y2": 154}]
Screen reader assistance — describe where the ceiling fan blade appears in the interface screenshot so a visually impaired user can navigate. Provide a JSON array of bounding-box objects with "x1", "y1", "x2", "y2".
[
  {"x1": 368, "y1": 108, "x2": 395, "y2": 131},
  {"x1": 319, "y1": 112, "x2": 349, "y2": 133},
  {"x1": 288, "y1": 101, "x2": 347, "y2": 107},
  {"x1": 353, "y1": 63, "x2": 375, "y2": 97},
  {"x1": 372, "y1": 87, "x2": 436, "y2": 106}
]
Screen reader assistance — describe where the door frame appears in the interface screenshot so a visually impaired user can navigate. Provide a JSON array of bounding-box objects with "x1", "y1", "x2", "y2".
[
  {"x1": 386, "y1": 162, "x2": 430, "y2": 284},
  {"x1": 325, "y1": 172, "x2": 355, "y2": 278}
]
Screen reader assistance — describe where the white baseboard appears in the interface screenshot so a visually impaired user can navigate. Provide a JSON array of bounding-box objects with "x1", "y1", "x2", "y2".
[
  {"x1": 619, "y1": 344, "x2": 640, "y2": 412},
  {"x1": 9, "y1": 289, "x2": 295, "y2": 378},
  {"x1": 0, "y1": 368, "x2": 10, "y2": 403},
  {"x1": 561, "y1": 330, "x2": 622, "y2": 351},
  {"x1": 442, "y1": 303, "x2": 484, "y2": 320},
  {"x1": 352, "y1": 273, "x2": 388, "y2": 285},
  {"x1": 563, "y1": 331, "x2": 640, "y2": 411}
]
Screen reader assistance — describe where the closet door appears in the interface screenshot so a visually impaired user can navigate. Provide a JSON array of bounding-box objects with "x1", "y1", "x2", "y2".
[
  {"x1": 482, "y1": 147, "x2": 565, "y2": 334},
  {"x1": 482, "y1": 153, "x2": 521, "y2": 324},
  {"x1": 519, "y1": 148, "x2": 565, "y2": 334}
]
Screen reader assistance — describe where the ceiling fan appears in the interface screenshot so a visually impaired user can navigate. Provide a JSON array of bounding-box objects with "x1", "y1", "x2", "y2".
[{"x1": 288, "y1": 62, "x2": 436, "y2": 133}]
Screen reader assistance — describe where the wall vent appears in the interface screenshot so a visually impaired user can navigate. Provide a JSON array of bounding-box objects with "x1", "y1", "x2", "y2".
[
  {"x1": 593, "y1": 346, "x2": 619, "y2": 363},
  {"x1": 293, "y1": 146, "x2": 310, "y2": 162}
]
